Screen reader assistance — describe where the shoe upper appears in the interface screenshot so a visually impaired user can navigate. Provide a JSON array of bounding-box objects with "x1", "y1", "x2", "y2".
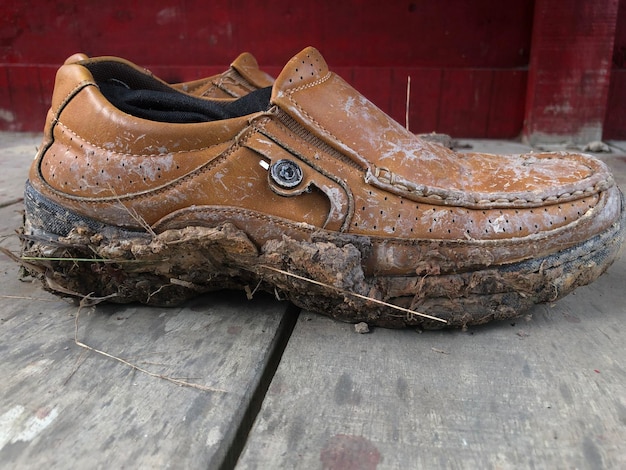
[{"x1": 28, "y1": 47, "x2": 622, "y2": 276}]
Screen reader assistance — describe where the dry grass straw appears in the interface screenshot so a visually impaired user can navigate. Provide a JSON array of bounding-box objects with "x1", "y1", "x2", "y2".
[
  {"x1": 72, "y1": 295, "x2": 226, "y2": 393},
  {"x1": 405, "y1": 75, "x2": 411, "y2": 131},
  {"x1": 259, "y1": 264, "x2": 447, "y2": 325},
  {"x1": 3, "y1": 240, "x2": 226, "y2": 393},
  {"x1": 108, "y1": 183, "x2": 157, "y2": 237}
]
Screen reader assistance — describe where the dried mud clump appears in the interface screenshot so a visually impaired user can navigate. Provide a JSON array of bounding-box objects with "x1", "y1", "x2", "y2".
[{"x1": 19, "y1": 219, "x2": 622, "y2": 329}]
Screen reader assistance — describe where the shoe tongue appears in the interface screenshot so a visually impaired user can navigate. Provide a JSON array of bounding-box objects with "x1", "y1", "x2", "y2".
[{"x1": 272, "y1": 47, "x2": 329, "y2": 99}]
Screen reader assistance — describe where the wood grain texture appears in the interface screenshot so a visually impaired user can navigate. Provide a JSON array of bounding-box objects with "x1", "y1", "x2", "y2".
[
  {"x1": 2, "y1": 134, "x2": 625, "y2": 469},
  {"x1": 0, "y1": 219, "x2": 293, "y2": 468},
  {"x1": 0, "y1": 133, "x2": 294, "y2": 469},
  {"x1": 239, "y1": 286, "x2": 626, "y2": 469}
]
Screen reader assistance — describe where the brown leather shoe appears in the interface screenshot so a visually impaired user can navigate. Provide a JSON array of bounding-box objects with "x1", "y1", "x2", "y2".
[
  {"x1": 22, "y1": 47, "x2": 624, "y2": 328},
  {"x1": 64, "y1": 51, "x2": 273, "y2": 99}
]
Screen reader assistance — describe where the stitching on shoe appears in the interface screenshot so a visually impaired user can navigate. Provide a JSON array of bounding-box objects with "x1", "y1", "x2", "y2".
[
  {"x1": 320, "y1": 116, "x2": 610, "y2": 205},
  {"x1": 273, "y1": 109, "x2": 364, "y2": 171},
  {"x1": 288, "y1": 89, "x2": 613, "y2": 207},
  {"x1": 108, "y1": 200, "x2": 606, "y2": 248},
  {"x1": 281, "y1": 73, "x2": 367, "y2": 169},
  {"x1": 35, "y1": 80, "x2": 99, "y2": 183},
  {"x1": 151, "y1": 202, "x2": 610, "y2": 253},
  {"x1": 218, "y1": 68, "x2": 257, "y2": 94},
  {"x1": 371, "y1": 165, "x2": 613, "y2": 208},
  {"x1": 284, "y1": 71, "x2": 333, "y2": 94},
  {"x1": 155, "y1": 186, "x2": 609, "y2": 251}
]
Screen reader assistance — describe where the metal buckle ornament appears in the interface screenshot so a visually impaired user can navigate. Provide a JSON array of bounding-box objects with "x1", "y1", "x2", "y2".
[{"x1": 269, "y1": 159, "x2": 303, "y2": 189}]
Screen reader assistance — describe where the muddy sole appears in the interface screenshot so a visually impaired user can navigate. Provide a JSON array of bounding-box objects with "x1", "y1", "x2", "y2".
[{"x1": 19, "y1": 183, "x2": 625, "y2": 329}]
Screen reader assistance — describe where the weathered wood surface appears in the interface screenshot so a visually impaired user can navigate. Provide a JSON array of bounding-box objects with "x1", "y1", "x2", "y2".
[
  {"x1": 0, "y1": 133, "x2": 294, "y2": 469},
  {"x1": 2, "y1": 132, "x2": 626, "y2": 469},
  {"x1": 239, "y1": 276, "x2": 626, "y2": 469},
  {"x1": 238, "y1": 150, "x2": 626, "y2": 469}
]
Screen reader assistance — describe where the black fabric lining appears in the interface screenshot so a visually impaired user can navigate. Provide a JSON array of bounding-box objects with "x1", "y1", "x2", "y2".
[{"x1": 85, "y1": 60, "x2": 272, "y2": 123}]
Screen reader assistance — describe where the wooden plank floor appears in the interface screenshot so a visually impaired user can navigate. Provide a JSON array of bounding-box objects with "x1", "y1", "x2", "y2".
[
  {"x1": 237, "y1": 143, "x2": 626, "y2": 469},
  {"x1": 0, "y1": 133, "x2": 296, "y2": 469},
  {"x1": 1, "y1": 133, "x2": 625, "y2": 469}
]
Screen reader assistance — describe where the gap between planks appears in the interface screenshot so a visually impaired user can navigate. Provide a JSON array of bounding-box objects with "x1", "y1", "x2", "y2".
[{"x1": 219, "y1": 303, "x2": 301, "y2": 470}]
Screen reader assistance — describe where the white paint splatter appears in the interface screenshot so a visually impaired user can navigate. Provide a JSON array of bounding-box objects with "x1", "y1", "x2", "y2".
[
  {"x1": 156, "y1": 7, "x2": 179, "y2": 25},
  {"x1": 543, "y1": 102, "x2": 573, "y2": 116},
  {"x1": 0, "y1": 405, "x2": 25, "y2": 450},
  {"x1": 205, "y1": 426, "x2": 222, "y2": 447},
  {"x1": 0, "y1": 109, "x2": 15, "y2": 123},
  {"x1": 490, "y1": 215, "x2": 507, "y2": 233},
  {"x1": 0, "y1": 404, "x2": 60, "y2": 451}
]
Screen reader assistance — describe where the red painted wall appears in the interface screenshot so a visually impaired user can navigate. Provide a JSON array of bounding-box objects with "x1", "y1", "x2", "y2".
[
  {"x1": 1, "y1": 1, "x2": 622, "y2": 139},
  {"x1": 606, "y1": 0, "x2": 626, "y2": 139},
  {"x1": 524, "y1": 0, "x2": 620, "y2": 144},
  {"x1": 0, "y1": 0, "x2": 533, "y2": 137}
]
